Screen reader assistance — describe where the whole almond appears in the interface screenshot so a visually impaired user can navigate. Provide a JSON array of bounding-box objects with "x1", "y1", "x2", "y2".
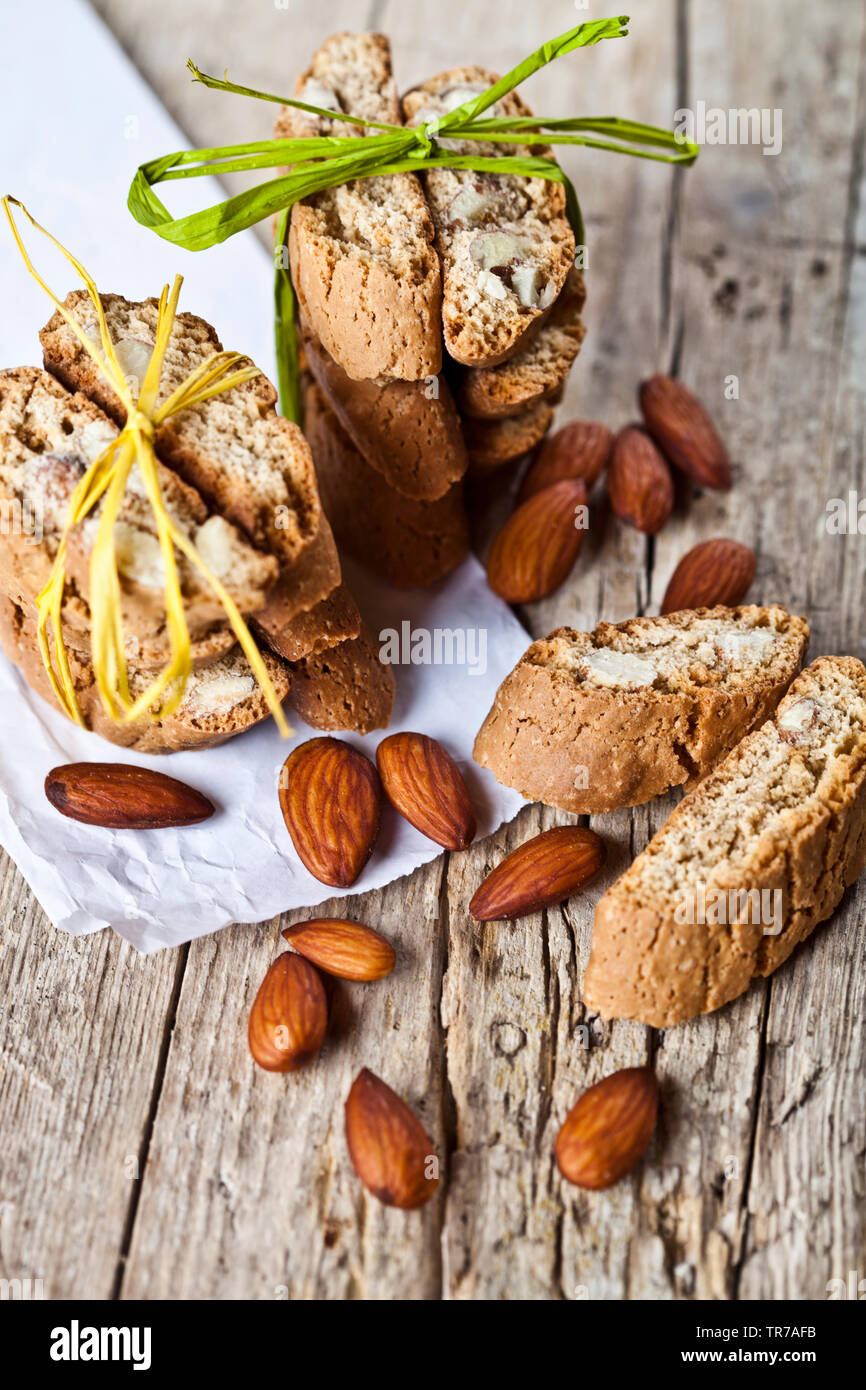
[
  {"x1": 639, "y1": 374, "x2": 732, "y2": 490},
  {"x1": 469, "y1": 825, "x2": 606, "y2": 921},
  {"x1": 344, "y1": 1068, "x2": 439, "y2": 1209},
  {"x1": 487, "y1": 478, "x2": 587, "y2": 603},
  {"x1": 608, "y1": 426, "x2": 674, "y2": 535},
  {"x1": 248, "y1": 952, "x2": 328, "y2": 1073},
  {"x1": 282, "y1": 919, "x2": 395, "y2": 981},
  {"x1": 279, "y1": 737, "x2": 381, "y2": 888},
  {"x1": 555, "y1": 1066, "x2": 658, "y2": 1190},
  {"x1": 45, "y1": 763, "x2": 214, "y2": 829},
  {"x1": 661, "y1": 538, "x2": 756, "y2": 614},
  {"x1": 518, "y1": 421, "x2": 612, "y2": 503},
  {"x1": 377, "y1": 732, "x2": 476, "y2": 850}
]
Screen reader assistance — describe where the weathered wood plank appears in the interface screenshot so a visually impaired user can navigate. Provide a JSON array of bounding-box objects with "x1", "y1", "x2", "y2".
[
  {"x1": 436, "y1": 0, "x2": 678, "y2": 1300},
  {"x1": 0, "y1": 852, "x2": 182, "y2": 1299},
  {"x1": 661, "y1": 0, "x2": 866, "y2": 1302}
]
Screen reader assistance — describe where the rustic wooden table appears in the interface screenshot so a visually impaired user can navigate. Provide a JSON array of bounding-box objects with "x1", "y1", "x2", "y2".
[{"x1": 1, "y1": 0, "x2": 864, "y2": 1301}]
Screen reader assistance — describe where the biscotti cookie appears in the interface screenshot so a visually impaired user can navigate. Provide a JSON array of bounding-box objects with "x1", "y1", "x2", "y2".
[
  {"x1": 253, "y1": 516, "x2": 341, "y2": 634},
  {"x1": 279, "y1": 32, "x2": 442, "y2": 382},
  {"x1": 256, "y1": 582, "x2": 360, "y2": 663},
  {"x1": 0, "y1": 595, "x2": 291, "y2": 754},
  {"x1": 403, "y1": 67, "x2": 575, "y2": 367},
  {"x1": 585, "y1": 655, "x2": 866, "y2": 1027},
  {"x1": 288, "y1": 623, "x2": 395, "y2": 734},
  {"x1": 456, "y1": 269, "x2": 586, "y2": 419},
  {"x1": 463, "y1": 396, "x2": 555, "y2": 475},
  {"x1": 0, "y1": 367, "x2": 277, "y2": 668},
  {"x1": 474, "y1": 606, "x2": 810, "y2": 814},
  {"x1": 305, "y1": 382, "x2": 469, "y2": 587},
  {"x1": 302, "y1": 327, "x2": 467, "y2": 501},
  {"x1": 40, "y1": 293, "x2": 322, "y2": 568}
]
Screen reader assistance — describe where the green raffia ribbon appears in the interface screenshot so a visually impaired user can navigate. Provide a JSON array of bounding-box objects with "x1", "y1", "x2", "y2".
[{"x1": 127, "y1": 14, "x2": 698, "y2": 423}]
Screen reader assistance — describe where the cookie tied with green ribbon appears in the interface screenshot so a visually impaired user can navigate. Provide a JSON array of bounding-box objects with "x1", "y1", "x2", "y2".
[{"x1": 126, "y1": 15, "x2": 698, "y2": 422}]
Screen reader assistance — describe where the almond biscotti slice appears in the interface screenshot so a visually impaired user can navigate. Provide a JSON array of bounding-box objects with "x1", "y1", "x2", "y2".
[
  {"x1": 256, "y1": 582, "x2": 360, "y2": 663},
  {"x1": 0, "y1": 595, "x2": 291, "y2": 754},
  {"x1": 456, "y1": 269, "x2": 586, "y2": 419},
  {"x1": 403, "y1": 67, "x2": 575, "y2": 368},
  {"x1": 585, "y1": 655, "x2": 866, "y2": 1027},
  {"x1": 40, "y1": 293, "x2": 321, "y2": 569},
  {"x1": 279, "y1": 32, "x2": 441, "y2": 382},
  {"x1": 301, "y1": 326, "x2": 467, "y2": 501},
  {"x1": 462, "y1": 396, "x2": 555, "y2": 475},
  {"x1": 474, "y1": 606, "x2": 810, "y2": 814},
  {"x1": 305, "y1": 381, "x2": 469, "y2": 588},
  {"x1": 288, "y1": 623, "x2": 395, "y2": 734},
  {"x1": 0, "y1": 367, "x2": 277, "y2": 668}
]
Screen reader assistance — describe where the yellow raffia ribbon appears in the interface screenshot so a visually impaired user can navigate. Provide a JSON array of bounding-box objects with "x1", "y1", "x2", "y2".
[{"x1": 2, "y1": 196, "x2": 290, "y2": 736}]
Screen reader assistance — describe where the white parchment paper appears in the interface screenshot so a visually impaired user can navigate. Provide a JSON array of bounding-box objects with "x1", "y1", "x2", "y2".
[{"x1": 0, "y1": 0, "x2": 529, "y2": 951}]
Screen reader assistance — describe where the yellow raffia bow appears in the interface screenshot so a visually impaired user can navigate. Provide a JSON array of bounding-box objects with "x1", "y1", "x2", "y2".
[{"x1": 2, "y1": 196, "x2": 290, "y2": 737}]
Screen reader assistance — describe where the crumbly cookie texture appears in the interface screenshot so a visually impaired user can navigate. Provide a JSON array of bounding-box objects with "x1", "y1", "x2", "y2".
[
  {"x1": 403, "y1": 66, "x2": 575, "y2": 368},
  {"x1": 0, "y1": 594, "x2": 291, "y2": 753},
  {"x1": 279, "y1": 32, "x2": 442, "y2": 382},
  {"x1": 256, "y1": 582, "x2": 360, "y2": 663},
  {"x1": 304, "y1": 380, "x2": 469, "y2": 588},
  {"x1": 0, "y1": 367, "x2": 277, "y2": 668},
  {"x1": 301, "y1": 326, "x2": 467, "y2": 501},
  {"x1": 288, "y1": 622, "x2": 395, "y2": 734},
  {"x1": 457, "y1": 269, "x2": 586, "y2": 419},
  {"x1": 463, "y1": 395, "x2": 555, "y2": 474},
  {"x1": 39, "y1": 292, "x2": 321, "y2": 568},
  {"x1": 584, "y1": 654, "x2": 866, "y2": 1027},
  {"x1": 473, "y1": 606, "x2": 810, "y2": 814}
]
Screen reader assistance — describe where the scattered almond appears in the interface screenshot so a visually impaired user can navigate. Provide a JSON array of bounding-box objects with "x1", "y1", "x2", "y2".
[
  {"x1": 279, "y1": 737, "x2": 381, "y2": 888},
  {"x1": 661, "y1": 537, "x2": 756, "y2": 614},
  {"x1": 487, "y1": 478, "x2": 587, "y2": 603},
  {"x1": 469, "y1": 825, "x2": 606, "y2": 921},
  {"x1": 555, "y1": 1066, "x2": 658, "y2": 1190},
  {"x1": 607, "y1": 425, "x2": 674, "y2": 535},
  {"x1": 282, "y1": 919, "x2": 395, "y2": 981},
  {"x1": 344, "y1": 1067, "x2": 439, "y2": 1209},
  {"x1": 248, "y1": 952, "x2": 328, "y2": 1073},
  {"x1": 639, "y1": 374, "x2": 732, "y2": 490},
  {"x1": 518, "y1": 420, "x2": 612, "y2": 503},
  {"x1": 377, "y1": 732, "x2": 476, "y2": 850},
  {"x1": 44, "y1": 763, "x2": 214, "y2": 829}
]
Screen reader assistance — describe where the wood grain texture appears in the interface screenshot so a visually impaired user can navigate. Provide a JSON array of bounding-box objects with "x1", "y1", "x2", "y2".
[{"x1": 0, "y1": 0, "x2": 864, "y2": 1301}]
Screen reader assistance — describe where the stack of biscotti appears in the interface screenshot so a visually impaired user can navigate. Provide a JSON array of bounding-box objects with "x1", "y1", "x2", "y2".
[
  {"x1": 474, "y1": 606, "x2": 811, "y2": 811},
  {"x1": 36, "y1": 292, "x2": 395, "y2": 737},
  {"x1": 280, "y1": 33, "x2": 581, "y2": 587},
  {"x1": 401, "y1": 66, "x2": 583, "y2": 477},
  {"x1": 0, "y1": 365, "x2": 293, "y2": 751},
  {"x1": 278, "y1": 32, "x2": 470, "y2": 589}
]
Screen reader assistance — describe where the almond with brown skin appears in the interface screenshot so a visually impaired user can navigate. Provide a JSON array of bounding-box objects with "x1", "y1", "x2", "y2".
[
  {"x1": 639, "y1": 374, "x2": 732, "y2": 490},
  {"x1": 469, "y1": 825, "x2": 606, "y2": 921},
  {"x1": 279, "y1": 737, "x2": 381, "y2": 888},
  {"x1": 282, "y1": 919, "x2": 395, "y2": 981},
  {"x1": 377, "y1": 732, "x2": 476, "y2": 850},
  {"x1": 487, "y1": 478, "x2": 587, "y2": 603},
  {"x1": 518, "y1": 421, "x2": 612, "y2": 503},
  {"x1": 555, "y1": 1066, "x2": 658, "y2": 1190},
  {"x1": 248, "y1": 952, "x2": 328, "y2": 1073},
  {"x1": 608, "y1": 426, "x2": 674, "y2": 535},
  {"x1": 345, "y1": 1068, "x2": 439, "y2": 1209},
  {"x1": 44, "y1": 763, "x2": 214, "y2": 829},
  {"x1": 661, "y1": 538, "x2": 756, "y2": 614}
]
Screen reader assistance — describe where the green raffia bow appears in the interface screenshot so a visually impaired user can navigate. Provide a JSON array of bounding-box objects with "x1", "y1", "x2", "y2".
[{"x1": 127, "y1": 14, "x2": 698, "y2": 423}]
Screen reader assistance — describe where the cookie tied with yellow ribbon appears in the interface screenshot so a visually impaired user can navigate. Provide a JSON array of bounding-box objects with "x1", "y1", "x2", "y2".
[{"x1": 0, "y1": 197, "x2": 299, "y2": 749}]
